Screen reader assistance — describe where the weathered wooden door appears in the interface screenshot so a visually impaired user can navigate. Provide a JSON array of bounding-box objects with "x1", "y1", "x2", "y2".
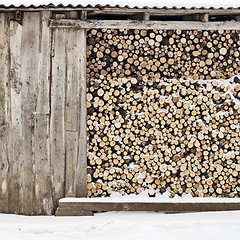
[
  {"x1": 50, "y1": 26, "x2": 87, "y2": 204},
  {"x1": 0, "y1": 11, "x2": 87, "y2": 215}
]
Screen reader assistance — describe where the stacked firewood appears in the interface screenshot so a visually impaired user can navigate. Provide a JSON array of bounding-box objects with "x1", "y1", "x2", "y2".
[{"x1": 86, "y1": 29, "x2": 240, "y2": 198}]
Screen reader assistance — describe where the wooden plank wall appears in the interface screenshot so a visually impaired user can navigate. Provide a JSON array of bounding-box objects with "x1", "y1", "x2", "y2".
[
  {"x1": 0, "y1": 12, "x2": 10, "y2": 214},
  {"x1": 0, "y1": 11, "x2": 87, "y2": 215}
]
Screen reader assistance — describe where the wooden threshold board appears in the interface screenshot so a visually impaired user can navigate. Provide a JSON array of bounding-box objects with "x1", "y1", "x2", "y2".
[{"x1": 55, "y1": 198, "x2": 240, "y2": 216}]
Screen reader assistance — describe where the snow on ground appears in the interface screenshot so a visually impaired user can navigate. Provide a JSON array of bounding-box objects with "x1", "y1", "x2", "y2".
[
  {"x1": 1, "y1": 211, "x2": 240, "y2": 240},
  {"x1": 60, "y1": 189, "x2": 240, "y2": 202}
]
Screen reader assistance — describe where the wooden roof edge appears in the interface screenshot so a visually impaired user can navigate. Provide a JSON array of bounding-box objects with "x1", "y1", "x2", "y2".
[{"x1": 1, "y1": 7, "x2": 240, "y2": 15}]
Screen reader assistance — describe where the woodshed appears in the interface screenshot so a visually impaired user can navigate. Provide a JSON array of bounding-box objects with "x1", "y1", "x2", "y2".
[{"x1": 1, "y1": 5, "x2": 240, "y2": 215}]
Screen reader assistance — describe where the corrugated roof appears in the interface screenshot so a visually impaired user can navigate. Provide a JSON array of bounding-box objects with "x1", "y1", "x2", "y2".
[{"x1": 0, "y1": 4, "x2": 240, "y2": 9}]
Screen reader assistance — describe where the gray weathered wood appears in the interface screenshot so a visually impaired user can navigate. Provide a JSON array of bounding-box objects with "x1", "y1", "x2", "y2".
[
  {"x1": 1, "y1": 10, "x2": 89, "y2": 215},
  {"x1": 8, "y1": 19, "x2": 23, "y2": 214},
  {"x1": 3, "y1": 9, "x2": 240, "y2": 216},
  {"x1": 55, "y1": 207, "x2": 93, "y2": 216},
  {"x1": 50, "y1": 19, "x2": 240, "y2": 30},
  {"x1": 2, "y1": 7, "x2": 240, "y2": 17},
  {"x1": 65, "y1": 29, "x2": 81, "y2": 197},
  {"x1": 66, "y1": 11, "x2": 79, "y2": 19},
  {"x1": 76, "y1": 29, "x2": 87, "y2": 197},
  {"x1": 82, "y1": 8, "x2": 240, "y2": 16},
  {"x1": 34, "y1": 11, "x2": 52, "y2": 215},
  {"x1": 0, "y1": 13, "x2": 9, "y2": 214},
  {"x1": 65, "y1": 131, "x2": 78, "y2": 197},
  {"x1": 182, "y1": 13, "x2": 209, "y2": 22},
  {"x1": 7, "y1": 11, "x2": 54, "y2": 216},
  {"x1": 20, "y1": 12, "x2": 41, "y2": 215},
  {"x1": 50, "y1": 27, "x2": 67, "y2": 211},
  {"x1": 34, "y1": 115, "x2": 52, "y2": 214},
  {"x1": 56, "y1": 201, "x2": 240, "y2": 216},
  {"x1": 132, "y1": 12, "x2": 150, "y2": 21}
]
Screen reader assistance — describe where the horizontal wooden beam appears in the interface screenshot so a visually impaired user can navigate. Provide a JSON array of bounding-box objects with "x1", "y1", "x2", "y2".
[
  {"x1": 1, "y1": 8, "x2": 240, "y2": 17},
  {"x1": 49, "y1": 19, "x2": 240, "y2": 30},
  {"x1": 81, "y1": 8, "x2": 240, "y2": 16},
  {"x1": 56, "y1": 199, "x2": 240, "y2": 216}
]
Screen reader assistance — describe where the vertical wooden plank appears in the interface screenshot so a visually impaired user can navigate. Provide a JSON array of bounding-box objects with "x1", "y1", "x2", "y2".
[
  {"x1": 0, "y1": 13, "x2": 9, "y2": 213},
  {"x1": 8, "y1": 19, "x2": 23, "y2": 214},
  {"x1": 20, "y1": 12, "x2": 41, "y2": 215},
  {"x1": 8, "y1": 11, "x2": 53, "y2": 215},
  {"x1": 50, "y1": 28, "x2": 66, "y2": 211},
  {"x1": 36, "y1": 11, "x2": 51, "y2": 114},
  {"x1": 65, "y1": 131, "x2": 78, "y2": 197},
  {"x1": 34, "y1": 115, "x2": 52, "y2": 214},
  {"x1": 65, "y1": 30, "x2": 80, "y2": 197},
  {"x1": 34, "y1": 11, "x2": 52, "y2": 215},
  {"x1": 76, "y1": 29, "x2": 87, "y2": 197}
]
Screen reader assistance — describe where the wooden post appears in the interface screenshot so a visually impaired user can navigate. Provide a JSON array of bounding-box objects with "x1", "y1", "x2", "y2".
[
  {"x1": 80, "y1": 11, "x2": 87, "y2": 20},
  {"x1": 76, "y1": 28, "x2": 87, "y2": 197}
]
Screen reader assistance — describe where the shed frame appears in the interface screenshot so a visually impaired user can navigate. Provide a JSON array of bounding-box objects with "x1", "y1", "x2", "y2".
[{"x1": 1, "y1": 7, "x2": 240, "y2": 215}]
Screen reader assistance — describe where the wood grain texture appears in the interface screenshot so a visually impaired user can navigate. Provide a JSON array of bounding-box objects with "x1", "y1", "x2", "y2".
[
  {"x1": 34, "y1": 11, "x2": 52, "y2": 215},
  {"x1": 0, "y1": 11, "x2": 89, "y2": 215},
  {"x1": 86, "y1": 28, "x2": 240, "y2": 198},
  {"x1": 76, "y1": 29, "x2": 87, "y2": 197},
  {"x1": 81, "y1": 8, "x2": 240, "y2": 16},
  {"x1": 50, "y1": 27, "x2": 67, "y2": 211},
  {"x1": 65, "y1": 29, "x2": 81, "y2": 197},
  {"x1": 20, "y1": 12, "x2": 41, "y2": 215},
  {"x1": 0, "y1": 13, "x2": 9, "y2": 214},
  {"x1": 2, "y1": 10, "x2": 240, "y2": 214},
  {"x1": 2, "y1": 7, "x2": 240, "y2": 16},
  {"x1": 8, "y1": 19, "x2": 23, "y2": 214},
  {"x1": 50, "y1": 19, "x2": 240, "y2": 30},
  {"x1": 57, "y1": 201, "x2": 240, "y2": 215},
  {"x1": 65, "y1": 131, "x2": 78, "y2": 197}
]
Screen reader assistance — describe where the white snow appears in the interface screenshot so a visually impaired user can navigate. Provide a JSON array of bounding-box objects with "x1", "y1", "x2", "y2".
[
  {"x1": 60, "y1": 197, "x2": 240, "y2": 203},
  {"x1": 1, "y1": 211, "x2": 240, "y2": 240},
  {"x1": 1, "y1": 0, "x2": 240, "y2": 8},
  {"x1": 60, "y1": 189, "x2": 240, "y2": 202}
]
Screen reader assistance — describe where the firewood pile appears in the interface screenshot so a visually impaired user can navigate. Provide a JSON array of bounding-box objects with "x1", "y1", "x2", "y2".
[{"x1": 86, "y1": 29, "x2": 240, "y2": 198}]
